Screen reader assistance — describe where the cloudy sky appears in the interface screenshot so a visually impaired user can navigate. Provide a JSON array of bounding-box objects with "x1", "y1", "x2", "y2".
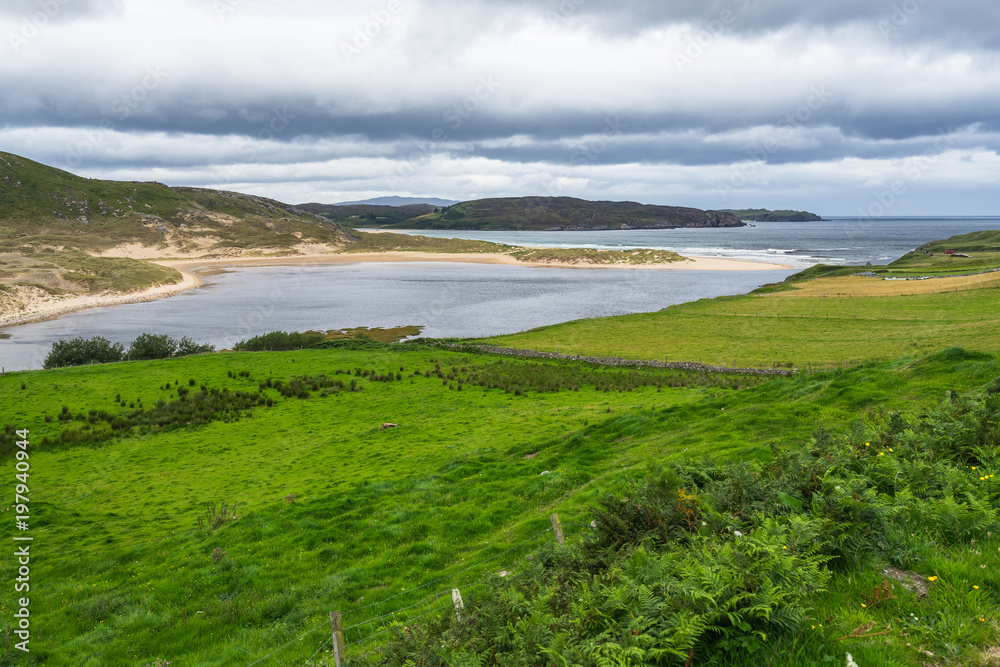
[{"x1": 2, "y1": 0, "x2": 999, "y2": 215}]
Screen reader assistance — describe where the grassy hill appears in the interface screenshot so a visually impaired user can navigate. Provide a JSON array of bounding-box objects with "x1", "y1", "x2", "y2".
[
  {"x1": 368, "y1": 197, "x2": 744, "y2": 231},
  {"x1": 0, "y1": 152, "x2": 357, "y2": 255},
  {"x1": 0, "y1": 152, "x2": 363, "y2": 317},
  {"x1": 1, "y1": 341, "x2": 998, "y2": 665},
  {"x1": 724, "y1": 208, "x2": 823, "y2": 222}
]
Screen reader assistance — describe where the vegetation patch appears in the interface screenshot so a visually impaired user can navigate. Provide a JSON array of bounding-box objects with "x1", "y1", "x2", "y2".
[{"x1": 510, "y1": 247, "x2": 688, "y2": 265}]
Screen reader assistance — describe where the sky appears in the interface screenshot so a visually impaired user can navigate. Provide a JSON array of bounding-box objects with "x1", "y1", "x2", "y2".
[{"x1": 2, "y1": 0, "x2": 999, "y2": 215}]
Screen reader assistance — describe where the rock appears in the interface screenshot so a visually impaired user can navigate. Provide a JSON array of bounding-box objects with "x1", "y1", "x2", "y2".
[{"x1": 881, "y1": 567, "x2": 930, "y2": 597}]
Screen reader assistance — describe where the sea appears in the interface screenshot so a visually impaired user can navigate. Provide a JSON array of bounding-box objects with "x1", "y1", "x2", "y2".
[{"x1": 2, "y1": 216, "x2": 999, "y2": 372}]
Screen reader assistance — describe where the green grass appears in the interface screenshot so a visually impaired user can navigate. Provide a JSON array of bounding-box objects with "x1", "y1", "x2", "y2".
[
  {"x1": 347, "y1": 231, "x2": 513, "y2": 254},
  {"x1": 1, "y1": 345, "x2": 998, "y2": 665}
]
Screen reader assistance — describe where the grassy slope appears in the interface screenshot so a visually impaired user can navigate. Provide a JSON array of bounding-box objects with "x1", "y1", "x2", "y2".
[
  {"x1": 1, "y1": 346, "x2": 998, "y2": 665},
  {"x1": 0, "y1": 153, "x2": 359, "y2": 310},
  {"x1": 0, "y1": 153, "x2": 354, "y2": 255},
  {"x1": 481, "y1": 231, "x2": 1000, "y2": 368}
]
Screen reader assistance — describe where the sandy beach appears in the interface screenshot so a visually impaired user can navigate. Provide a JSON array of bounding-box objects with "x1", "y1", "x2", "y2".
[{"x1": 0, "y1": 251, "x2": 791, "y2": 328}]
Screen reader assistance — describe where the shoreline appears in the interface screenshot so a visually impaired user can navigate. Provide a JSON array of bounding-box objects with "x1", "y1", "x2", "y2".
[{"x1": 0, "y1": 251, "x2": 792, "y2": 329}]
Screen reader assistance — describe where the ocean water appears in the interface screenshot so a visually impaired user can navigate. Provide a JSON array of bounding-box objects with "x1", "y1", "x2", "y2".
[{"x1": 2, "y1": 217, "x2": 999, "y2": 371}]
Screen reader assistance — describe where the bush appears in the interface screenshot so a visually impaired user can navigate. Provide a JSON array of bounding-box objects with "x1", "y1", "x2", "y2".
[
  {"x1": 232, "y1": 331, "x2": 325, "y2": 352},
  {"x1": 43, "y1": 336, "x2": 124, "y2": 369},
  {"x1": 42, "y1": 334, "x2": 215, "y2": 368},
  {"x1": 127, "y1": 333, "x2": 178, "y2": 361},
  {"x1": 176, "y1": 336, "x2": 215, "y2": 356}
]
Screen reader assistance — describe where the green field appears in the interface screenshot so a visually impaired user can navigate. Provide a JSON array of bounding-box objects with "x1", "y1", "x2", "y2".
[
  {"x1": 481, "y1": 231, "x2": 1000, "y2": 369},
  {"x1": 1, "y1": 342, "x2": 999, "y2": 665},
  {"x1": 2, "y1": 228, "x2": 1000, "y2": 665}
]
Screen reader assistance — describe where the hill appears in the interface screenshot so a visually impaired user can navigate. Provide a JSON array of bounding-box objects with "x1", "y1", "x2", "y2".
[
  {"x1": 0, "y1": 151, "x2": 367, "y2": 324},
  {"x1": 370, "y1": 196, "x2": 744, "y2": 231},
  {"x1": 724, "y1": 208, "x2": 823, "y2": 222},
  {"x1": 2, "y1": 340, "x2": 998, "y2": 665},
  {"x1": 331, "y1": 196, "x2": 459, "y2": 206},
  {"x1": 0, "y1": 152, "x2": 358, "y2": 256},
  {"x1": 297, "y1": 202, "x2": 435, "y2": 227}
]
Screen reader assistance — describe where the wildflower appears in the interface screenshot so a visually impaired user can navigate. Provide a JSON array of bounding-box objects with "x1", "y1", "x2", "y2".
[
  {"x1": 973, "y1": 585, "x2": 980, "y2": 590},
  {"x1": 980, "y1": 617, "x2": 986, "y2": 622},
  {"x1": 865, "y1": 442, "x2": 870, "y2": 447},
  {"x1": 928, "y1": 576, "x2": 938, "y2": 582},
  {"x1": 878, "y1": 452, "x2": 885, "y2": 457},
  {"x1": 861, "y1": 603, "x2": 867, "y2": 608},
  {"x1": 888, "y1": 448, "x2": 893, "y2": 452}
]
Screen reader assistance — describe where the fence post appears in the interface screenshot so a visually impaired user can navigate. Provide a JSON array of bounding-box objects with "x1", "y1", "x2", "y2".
[
  {"x1": 550, "y1": 513, "x2": 565, "y2": 545},
  {"x1": 452, "y1": 588, "x2": 465, "y2": 622},
  {"x1": 330, "y1": 610, "x2": 346, "y2": 667}
]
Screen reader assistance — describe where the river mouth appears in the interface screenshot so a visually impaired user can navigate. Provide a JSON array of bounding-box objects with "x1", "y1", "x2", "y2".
[{"x1": 0, "y1": 262, "x2": 796, "y2": 371}]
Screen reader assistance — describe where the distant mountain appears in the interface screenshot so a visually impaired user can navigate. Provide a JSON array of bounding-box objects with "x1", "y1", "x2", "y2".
[
  {"x1": 723, "y1": 209, "x2": 823, "y2": 222},
  {"x1": 331, "y1": 196, "x2": 460, "y2": 207},
  {"x1": 372, "y1": 197, "x2": 744, "y2": 231},
  {"x1": 298, "y1": 202, "x2": 437, "y2": 227}
]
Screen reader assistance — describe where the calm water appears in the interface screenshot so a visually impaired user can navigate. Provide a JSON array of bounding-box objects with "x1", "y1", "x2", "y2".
[
  {"x1": 0, "y1": 263, "x2": 793, "y2": 371},
  {"x1": 2, "y1": 217, "x2": 999, "y2": 371}
]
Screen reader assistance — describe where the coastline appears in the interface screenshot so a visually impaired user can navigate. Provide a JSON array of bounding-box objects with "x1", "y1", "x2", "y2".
[
  {"x1": 0, "y1": 251, "x2": 791, "y2": 329},
  {"x1": 0, "y1": 264, "x2": 203, "y2": 328}
]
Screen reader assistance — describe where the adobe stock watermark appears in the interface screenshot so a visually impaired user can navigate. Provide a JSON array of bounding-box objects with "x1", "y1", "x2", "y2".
[
  {"x1": 214, "y1": 0, "x2": 246, "y2": 20},
  {"x1": 385, "y1": 75, "x2": 501, "y2": 190},
  {"x1": 213, "y1": 106, "x2": 296, "y2": 188},
  {"x1": 8, "y1": 0, "x2": 72, "y2": 55},
  {"x1": 716, "y1": 85, "x2": 832, "y2": 203},
  {"x1": 341, "y1": 0, "x2": 404, "y2": 61},
  {"x1": 544, "y1": 0, "x2": 586, "y2": 26},
  {"x1": 509, "y1": 115, "x2": 628, "y2": 227},
  {"x1": 852, "y1": 128, "x2": 957, "y2": 234},
  {"x1": 876, "y1": 0, "x2": 929, "y2": 39},
  {"x1": 571, "y1": 116, "x2": 629, "y2": 167},
  {"x1": 674, "y1": 0, "x2": 754, "y2": 72},
  {"x1": 60, "y1": 65, "x2": 169, "y2": 171}
]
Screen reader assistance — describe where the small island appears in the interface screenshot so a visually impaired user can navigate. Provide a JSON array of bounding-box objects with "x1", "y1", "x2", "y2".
[{"x1": 723, "y1": 208, "x2": 823, "y2": 222}]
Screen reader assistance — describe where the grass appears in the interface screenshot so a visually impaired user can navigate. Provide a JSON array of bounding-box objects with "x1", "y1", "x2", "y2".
[
  {"x1": 1, "y1": 344, "x2": 998, "y2": 665},
  {"x1": 480, "y1": 231, "x2": 1000, "y2": 369}
]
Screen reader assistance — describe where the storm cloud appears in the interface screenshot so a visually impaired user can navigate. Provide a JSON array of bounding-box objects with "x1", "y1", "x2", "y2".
[{"x1": 1, "y1": 0, "x2": 998, "y2": 214}]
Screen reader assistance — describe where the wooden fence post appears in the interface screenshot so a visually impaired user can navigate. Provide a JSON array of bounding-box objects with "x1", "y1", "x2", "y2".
[
  {"x1": 330, "y1": 610, "x2": 346, "y2": 667},
  {"x1": 452, "y1": 588, "x2": 465, "y2": 622},
  {"x1": 550, "y1": 513, "x2": 565, "y2": 545}
]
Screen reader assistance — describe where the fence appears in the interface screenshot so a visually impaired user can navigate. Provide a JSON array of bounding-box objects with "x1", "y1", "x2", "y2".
[{"x1": 245, "y1": 513, "x2": 591, "y2": 666}]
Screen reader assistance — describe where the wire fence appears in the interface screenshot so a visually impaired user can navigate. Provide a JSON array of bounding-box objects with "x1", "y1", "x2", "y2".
[{"x1": 243, "y1": 515, "x2": 594, "y2": 666}]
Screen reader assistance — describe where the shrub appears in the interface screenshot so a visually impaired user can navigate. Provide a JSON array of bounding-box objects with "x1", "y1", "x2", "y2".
[
  {"x1": 127, "y1": 333, "x2": 178, "y2": 361},
  {"x1": 232, "y1": 331, "x2": 324, "y2": 352},
  {"x1": 43, "y1": 336, "x2": 125, "y2": 369},
  {"x1": 176, "y1": 336, "x2": 214, "y2": 356}
]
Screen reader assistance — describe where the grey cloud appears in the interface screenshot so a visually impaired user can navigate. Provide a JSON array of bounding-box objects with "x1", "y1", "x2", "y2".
[
  {"x1": 489, "y1": 0, "x2": 1000, "y2": 48},
  {"x1": 0, "y1": 0, "x2": 123, "y2": 21}
]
